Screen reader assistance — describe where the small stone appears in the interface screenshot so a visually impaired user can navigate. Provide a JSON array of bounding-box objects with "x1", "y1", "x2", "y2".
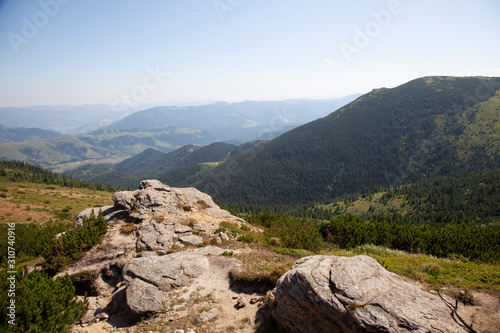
[
  {"x1": 219, "y1": 232, "x2": 229, "y2": 241},
  {"x1": 250, "y1": 297, "x2": 264, "y2": 304},
  {"x1": 174, "y1": 329, "x2": 185, "y2": 333},
  {"x1": 236, "y1": 296, "x2": 246, "y2": 309},
  {"x1": 95, "y1": 312, "x2": 109, "y2": 320}
]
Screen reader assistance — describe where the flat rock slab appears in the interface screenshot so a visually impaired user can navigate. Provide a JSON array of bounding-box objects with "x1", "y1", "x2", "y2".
[
  {"x1": 271, "y1": 255, "x2": 467, "y2": 333},
  {"x1": 178, "y1": 234, "x2": 204, "y2": 245},
  {"x1": 75, "y1": 206, "x2": 125, "y2": 226}
]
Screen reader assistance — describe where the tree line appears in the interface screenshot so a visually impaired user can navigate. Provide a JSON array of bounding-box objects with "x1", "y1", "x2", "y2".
[{"x1": 0, "y1": 160, "x2": 122, "y2": 192}]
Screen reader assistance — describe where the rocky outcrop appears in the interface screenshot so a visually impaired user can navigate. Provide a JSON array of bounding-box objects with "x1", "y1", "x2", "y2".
[
  {"x1": 270, "y1": 255, "x2": 467, "y2": 333},
  {"x1": 66, "y1": 180, "x2": 247, "y2": 312},
  {"x1": 112, "y1": 179, "x2": 232, "y2": 221},
  {"x1": 126, "y1": 278, "x2": 166, "y2": 314}
]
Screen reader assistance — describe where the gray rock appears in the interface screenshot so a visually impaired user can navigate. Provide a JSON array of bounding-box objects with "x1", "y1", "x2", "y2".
[
  {"x1": 136, "y1": 219, "x2": 175, "y2": 253},
  {"x1": 123, "y1": 247, "x2": 225, "y2": 313},
  {"x1": 236, "y1": 296, "x2": 246, "y2": 309},
  {"x1": 126, "y1": 278, "x2": 166, "y2": 315},
  {"x1": 95, "y1": 312, "x2": 109, "y2": 320},
  {"x1": 270, "y1": 255, "x2": 467, "y2": 333},
  {"x1": 111, "y1": 191, "x2": 136, "y2": 211},
  {"x1": 219, "y1": 231, "x2": 229, "y2": 241},
  {"x1": 111, "y1": 180, "x2": 232, "y2": 221},
  {"x1": 174, "y1": 223, "x2": 193, "y2": 233},
  {"x1": 139, "y1": 179, "x2": 171, "y2": 191},
  {"x1": 178, "y1": 234, "x2": 204, "y2": 246},
  {"x1": 75, "y1": 205, "x2": 123, "y2": 227},
  {"x1": 250, "y1": 297, "x2": 264, "y2": 304},
  {"x1": 197, "y1": 307, "x2": 221, "y2": 323}
]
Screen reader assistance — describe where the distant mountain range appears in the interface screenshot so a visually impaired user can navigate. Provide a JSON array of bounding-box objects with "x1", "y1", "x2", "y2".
[
  {"x1": 0, "y1": 125, "x2": 62, "y2": 143},
  {"x1": 0, "y1": 102, "x2": 214, "y2": 135},
  {"x1": 106, "y1": 96, "x2": 361, "y2": 143},
  {"x1": 0, "y1": 96, "x2": 359, "y2": 171},
  {"x1": 0, "y1": 104, "x2": 133, "y2": 134}
]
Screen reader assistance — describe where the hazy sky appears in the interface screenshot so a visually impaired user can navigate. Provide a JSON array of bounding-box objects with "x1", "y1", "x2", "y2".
[{"x1": 0, "y1": 0, "x2": 499, "y2": 107}]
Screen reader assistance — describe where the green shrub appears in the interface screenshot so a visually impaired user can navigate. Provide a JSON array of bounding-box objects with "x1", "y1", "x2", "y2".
[
  {"x1": 250, "y1": 213, "x2": 323, "y2": 252},
  {"x1": 320, "y1": 214, "x2": 500, "y2": 262},
  {"x1": 0, "y1": 270, "x2": 88, "y2": 332},
  {"x1": 44, "y1": 211, "x2": 109, "y2": 273},
  {"x1": 0, "y1": 222, "x2": 67, "y2": 266}
]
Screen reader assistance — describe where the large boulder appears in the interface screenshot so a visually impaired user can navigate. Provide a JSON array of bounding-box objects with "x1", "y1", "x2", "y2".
[
  {"x1": 126, "y1": 278, "x2": 166, "y2": 315},
  {"x1": 122, "y1": 247, "x2": 225, "y2": 314},
  {"x1": 270, "y1": 255, "x2": 467, "y2": 333}
]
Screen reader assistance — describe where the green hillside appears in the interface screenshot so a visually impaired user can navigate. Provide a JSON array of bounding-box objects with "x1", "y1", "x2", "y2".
[
  {"x1": 114, "y1": 145, "x2": 199, "y2": 177},
  {"x1": 201, "y1": 76, "x2": 500, "y2": 206}
]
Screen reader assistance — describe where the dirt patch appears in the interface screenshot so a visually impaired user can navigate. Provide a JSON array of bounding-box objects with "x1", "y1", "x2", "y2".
[{"x1": 452, "y1": 290, "x2": 500, "y2": 333}]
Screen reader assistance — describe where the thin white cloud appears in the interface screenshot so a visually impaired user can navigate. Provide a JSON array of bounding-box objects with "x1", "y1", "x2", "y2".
[
  {"x1": 324, "y1": 58, "x2": 334, "y2": 65},
  {"x1": 479, "y1": 68, "x2": 500, "y2": 76}
]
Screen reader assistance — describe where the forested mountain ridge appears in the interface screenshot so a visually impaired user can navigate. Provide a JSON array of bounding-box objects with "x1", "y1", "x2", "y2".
[{"x1": 200, "y1": 76, "x2": 500, "y2": 206}]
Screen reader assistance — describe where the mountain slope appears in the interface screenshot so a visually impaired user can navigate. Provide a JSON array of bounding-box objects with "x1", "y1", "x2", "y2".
[
  {"x1": 200, "y1": 76, "x2": 500, "y2": 206},
  {"x1": 0, "y1": 125, "x2": 62, "y2": 143},
  {"x1": 113, "y1": 146, "x2": 198, "y2": 177}
]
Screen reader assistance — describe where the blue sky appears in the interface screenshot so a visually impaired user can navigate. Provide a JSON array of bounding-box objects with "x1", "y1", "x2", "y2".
[{"x1": 0, "y1": 0, "x2": 499, "y2": 107}]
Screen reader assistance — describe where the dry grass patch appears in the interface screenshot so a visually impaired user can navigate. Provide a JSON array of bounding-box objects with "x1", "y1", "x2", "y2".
[
  {"x1": 120, "y1": 222, "x2": 136, "y2": 234},
  {"x1": 229, "y1": 247, "x2": 295, "y2": 287}
]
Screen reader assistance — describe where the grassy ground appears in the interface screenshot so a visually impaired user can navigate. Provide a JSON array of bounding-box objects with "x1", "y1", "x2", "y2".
[
  {"x1": 348, "y1": 244, "x2": 500, "y2": 292},
  {"x1": 0, "y1": 178, "x2": 113, "y2": 225}
]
